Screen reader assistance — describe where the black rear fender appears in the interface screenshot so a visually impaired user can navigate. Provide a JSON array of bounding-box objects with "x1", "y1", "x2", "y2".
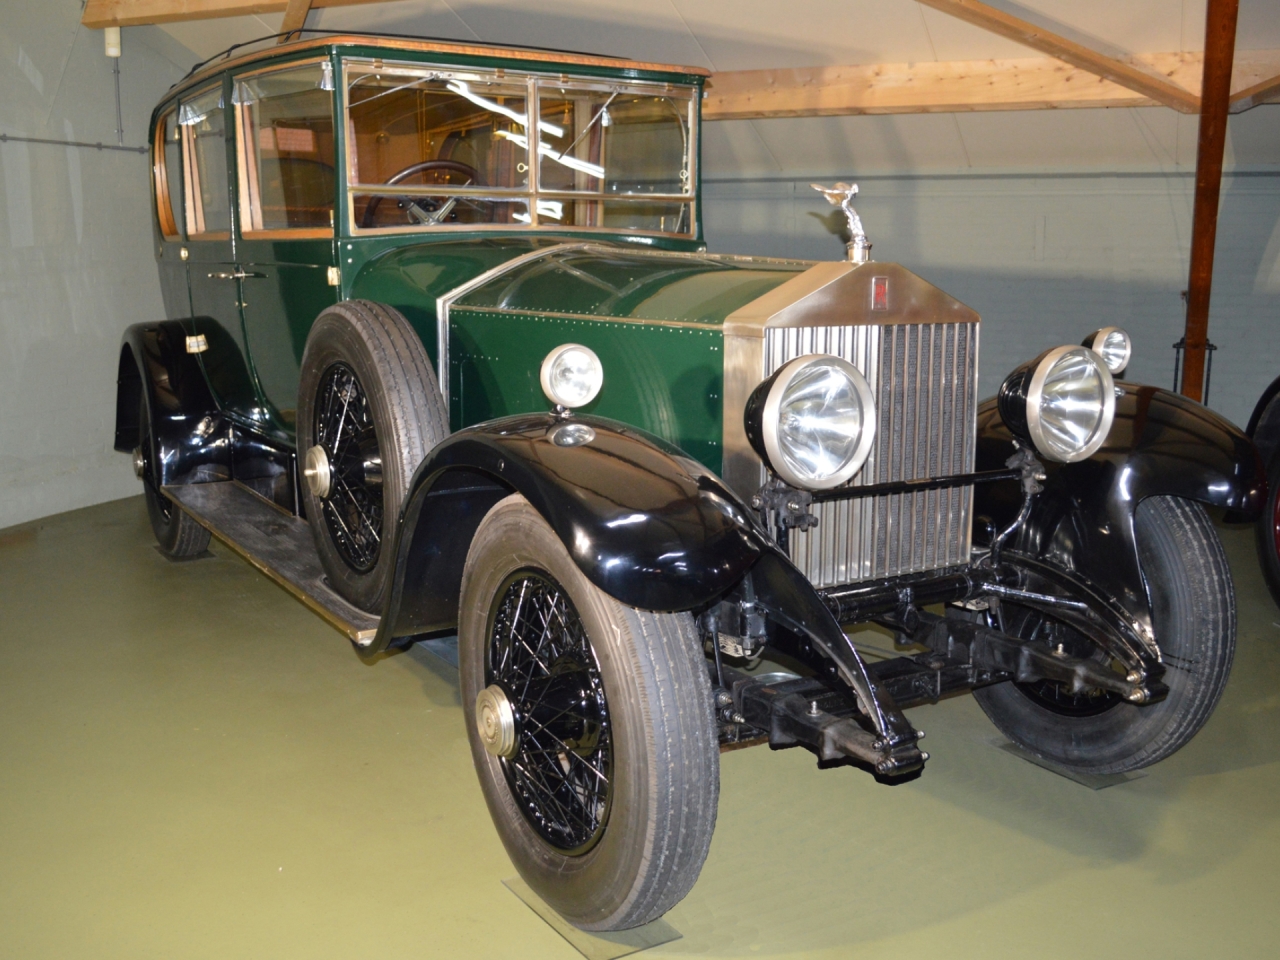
[
  {"x1": 1246, "y1": 372, "x2": 1280, "y2": 463},
  {"x1": 371, "y1": 414, "x2": 770, "y2": 654},
  {"x1": 117, "y1": 322, "x2": 231, "y2": 486},
  {"x1": 975, "y1": 383, "x2": 1265, "y2": 642}
]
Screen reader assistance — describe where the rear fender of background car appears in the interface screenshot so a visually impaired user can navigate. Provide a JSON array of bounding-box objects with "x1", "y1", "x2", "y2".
[
  {"x1": 368, "y1": 413, "x2": 773, "y2": 656},
  {"x1": 975, "y1": 384, "x2": 1266, "y2": 643},
  {"x1": 115, "y1": 321, "x2": 233, "y2": 487},
  {"x1": 1246, "y1": 372, "x2": 1280, "y2": 461}
]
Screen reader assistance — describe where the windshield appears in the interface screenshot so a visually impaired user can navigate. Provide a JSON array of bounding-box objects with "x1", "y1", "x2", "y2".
[{"x1": 344, "y1": 60, "x2": 696, "y2": 236}]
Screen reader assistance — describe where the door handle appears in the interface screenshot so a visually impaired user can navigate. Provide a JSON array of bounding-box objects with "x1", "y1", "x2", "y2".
[{"x1": 206, "y1": 269, "x2": 267, "y2": 280}]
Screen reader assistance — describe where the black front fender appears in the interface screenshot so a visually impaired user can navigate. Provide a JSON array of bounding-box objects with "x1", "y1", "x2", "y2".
[
  {"x1": 373, "y1": 414, "x2": 770, "y2": 653},
  {"x1": 975, "y1": 383, "x2": 1265, "y2": 642}
]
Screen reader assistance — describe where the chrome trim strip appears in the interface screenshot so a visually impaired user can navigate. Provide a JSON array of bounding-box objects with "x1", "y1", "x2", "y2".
[
  {"x1": 435, "y1": 243, "x2": 589, "y2": 408},
  {"x1": 454, "y1": 304, "x2": 725, "y2": 333}
]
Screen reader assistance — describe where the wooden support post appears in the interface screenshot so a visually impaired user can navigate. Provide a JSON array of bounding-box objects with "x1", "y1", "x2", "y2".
[{"x1": 1181, "y1": 0, "x2": 1240, "y2": 402}]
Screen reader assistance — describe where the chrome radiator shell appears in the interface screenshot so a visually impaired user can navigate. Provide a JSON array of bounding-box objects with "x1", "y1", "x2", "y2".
[
  {"x1": 765, "y1": 321, "x2": 979, "y2": 586},
  {"x1": 722, "y1": 261, "x2": 982, "y2": 588}
]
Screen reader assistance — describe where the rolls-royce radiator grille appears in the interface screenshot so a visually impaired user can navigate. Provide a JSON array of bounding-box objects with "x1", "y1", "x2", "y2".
[{"x1": 764, "y1": 322, "x2": 980, "y2": 587}]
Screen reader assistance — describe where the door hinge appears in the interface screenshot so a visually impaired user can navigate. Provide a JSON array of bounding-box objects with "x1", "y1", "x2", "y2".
[
  {"x1": 327, "y1": 266, "x2": 341, "y2": 286},
  {"x1": 185, "y1": 334, "x2": 208, "y2": 354}
]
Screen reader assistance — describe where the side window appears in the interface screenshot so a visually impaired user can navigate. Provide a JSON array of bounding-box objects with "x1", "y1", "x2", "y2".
[
  {"x1": 180, "y1": 86, "x2": 231, "y2": 237},
  {"x1": 537, "y1": 86, "x2": 693, "y2": 234},
  {"x1": 152, "y1": 107, "x2": 183, "y2": 239},
  {"x1": 234, "y1": 62, "x2": 336, "y2": 233},
  {"x1": 346, "y1": 67, "x2": 531, "y2": 228}
]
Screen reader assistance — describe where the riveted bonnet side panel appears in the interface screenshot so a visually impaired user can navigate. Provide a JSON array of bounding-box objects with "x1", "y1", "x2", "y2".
[{"x1": 439, "y1": 244, "x2": 807, "y2": 475}]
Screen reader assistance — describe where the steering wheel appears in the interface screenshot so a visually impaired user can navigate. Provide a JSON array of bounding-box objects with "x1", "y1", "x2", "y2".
[{"x1": 360, "y1": 159, "x2": 483, "y2": 228}]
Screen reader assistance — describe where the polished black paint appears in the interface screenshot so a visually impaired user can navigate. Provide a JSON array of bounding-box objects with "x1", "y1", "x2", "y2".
[
  {"x1": 746, "y1": 550, "x2": 924, "y2": 775},
  {"x1": 116, "y1": 321, "x2": 233, "y2": 487},
  {"x1": 994, "y1": 353, "x2": 1043, "y2": 445},
  {"x1": 1246, "y1": 372, "x2": 1280, "y2": 462},
  {"x1": 976, "y1": 382, "x2": 1265, "y2": 643},
  {"x1": 117, "y1": 321, "x2": 303, "y2": 513},
  {"x1": 374, "y1": 414, "x2": 770, "y2": 649},
  {"x1": 370, "y1": 412, "x2": 924, "y2": 774},
  {"x1": 742, "y1": 367, "x2": 779, "y2": 474}
]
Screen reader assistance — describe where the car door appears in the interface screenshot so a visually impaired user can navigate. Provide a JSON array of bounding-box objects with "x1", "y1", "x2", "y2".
[
  {"x1": 151, "y1": 105, "x2": 191, "y2": 322},
  {"x1": 179, "y1": 79, "x2": 259, "y2": 422},
  {"x1": 232, "y1": 60, "x2": 339, "y2": 442}
]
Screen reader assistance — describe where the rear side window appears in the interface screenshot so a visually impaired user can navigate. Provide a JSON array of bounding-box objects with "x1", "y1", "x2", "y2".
[
  {"x1": 152, "y1": 107, "x2": 183, "y2": 239},
  {"x1": 180, "y1": 86, "x2": 231, "y2": 236},
  {"x1": 234, "y1": 62, "x2": 336, "y2": 233}
]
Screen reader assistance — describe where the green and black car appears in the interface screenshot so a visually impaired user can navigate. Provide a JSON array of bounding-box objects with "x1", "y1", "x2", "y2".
[{"x1": 117, "y1": 32, "x2": 1265, "y2": 932}]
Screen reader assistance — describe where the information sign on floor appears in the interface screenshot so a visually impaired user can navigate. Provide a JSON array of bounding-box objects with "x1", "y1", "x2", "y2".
[{"x1": 503, "y1": 877, "x2": 681, "y2": 960}]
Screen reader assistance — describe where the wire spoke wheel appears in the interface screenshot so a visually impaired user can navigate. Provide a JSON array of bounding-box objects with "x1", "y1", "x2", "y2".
[
  {"x1": 314, "y1": 362, "x2": 383, "y2": 572},
  {"x1": 460, "y1": 495, "x2": 718, "y2": 931},
  {"x1": 974, "y1": 496, "x2": 1235, "y2": 774},
  {"x1": 489, "y1": 571, "x2": 611, "y2": 855},
  {"x1": 297, "y1": 300, "x2": 447, "y2": 614},
  {"x1": 137, "y1": 390, "x2": 210, "y2": 558}
]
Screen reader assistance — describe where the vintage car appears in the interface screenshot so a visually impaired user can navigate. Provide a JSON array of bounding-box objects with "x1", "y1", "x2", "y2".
[
  {"x1": 116, "y1": 33, "x2": 1265, "y2": 932},
  {"x1": 1246, "y1": 378, "x2": 1280, "y2": 607}
]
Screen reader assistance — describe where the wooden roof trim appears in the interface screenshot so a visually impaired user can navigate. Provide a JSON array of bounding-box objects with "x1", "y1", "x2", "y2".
[{"x1": 166, "y1": 34, "x2": 708, "y2": 100}]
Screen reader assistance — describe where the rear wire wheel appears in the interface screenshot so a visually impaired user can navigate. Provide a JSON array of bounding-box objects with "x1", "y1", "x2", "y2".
[
  {"x1": 138, "y1": 394, "x2": 211, "y2": 558},
  {"x1": 459, "y1": 495, "x2": 719, "y2": 931},
  {"x1": 974, "y1": 496, "x2": 1236, "y2": 774}
]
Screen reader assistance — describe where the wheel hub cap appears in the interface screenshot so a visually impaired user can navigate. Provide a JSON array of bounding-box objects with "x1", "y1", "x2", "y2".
[
  {"x1": 476, "y1": 684, "x2": 518, "y2": 758},
  {"x1": 303, "y1": 444, "x2": 332, "y2": 498}
]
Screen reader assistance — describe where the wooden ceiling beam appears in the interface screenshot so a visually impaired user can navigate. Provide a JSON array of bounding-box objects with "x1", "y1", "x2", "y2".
[
  {"x1": 916, "y1": 0, "x2": 1200, "y2": 113},
  {"x1": 278, "y1": 0, "x2": 313, "y2": 42},
  {"x1": 1231, "y1": 71, "x2": 1280, "y2": 112},
  {"x1": 705, "y1": 50, "x2": 1280, "y2": 120},
  {"x1": 81, "y1": 0, "x2": 384, "y2": 29},
  {"x1": 706, "y1": 56, "x2": 1154, "y2": 120}
]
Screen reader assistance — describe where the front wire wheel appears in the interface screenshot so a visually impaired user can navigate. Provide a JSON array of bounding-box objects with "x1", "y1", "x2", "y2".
[
  {"x1": 460, "y1": 495, "x2": 719, "y2": 931},
  {"x1": 489, "y1": 571, "x2": 612, "y2": 855},
  {"x1": 974, "y1": 496, "x2": 1236, "y2": 774}
]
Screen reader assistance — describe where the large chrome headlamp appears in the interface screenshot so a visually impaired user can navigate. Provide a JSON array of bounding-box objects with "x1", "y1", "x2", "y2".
[
  {"x1": 540, "y1": 344, "x2": 603, "y2": 408},
  {"x1": 744, "y1": 354, "x2": 877, "y2": 490},
  {"x1": 1082, "y1": 326, "x2": 1131, "y2": 376},
  {"x1": 998, "y1": 345, "x2": 1116, "y2": 463}
]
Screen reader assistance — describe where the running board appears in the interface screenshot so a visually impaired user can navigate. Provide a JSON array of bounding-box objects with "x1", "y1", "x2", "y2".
[{"x1": 163, "y1": 482, "x2": 379, "y2": 644}]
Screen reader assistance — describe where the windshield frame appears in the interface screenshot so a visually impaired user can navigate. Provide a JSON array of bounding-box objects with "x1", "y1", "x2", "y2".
[{"x1": 339, "y1": 56, "x2": 699, "y2": 239}]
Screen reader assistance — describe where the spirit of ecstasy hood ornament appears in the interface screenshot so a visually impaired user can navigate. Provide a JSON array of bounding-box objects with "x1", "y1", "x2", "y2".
[{"x1": 811, "y1": 181, "x2": 871, "y2": 263}]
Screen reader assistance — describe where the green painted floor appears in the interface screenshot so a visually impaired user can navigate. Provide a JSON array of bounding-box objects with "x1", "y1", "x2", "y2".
[{"x1": 2, "y1": 495, "x2": 1279, "y2": 959}]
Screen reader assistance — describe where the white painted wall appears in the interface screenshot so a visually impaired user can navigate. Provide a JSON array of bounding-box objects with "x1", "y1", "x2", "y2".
[
  {"x1": 703, "y1": 165, "x2": 1280, "y2": 428},
  {"x1": 1, "y1": 1, "x2": 1277, "y2": 530},
  {"x1": 0, "y1": 2, "x2": 192, "y2": 529}
]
